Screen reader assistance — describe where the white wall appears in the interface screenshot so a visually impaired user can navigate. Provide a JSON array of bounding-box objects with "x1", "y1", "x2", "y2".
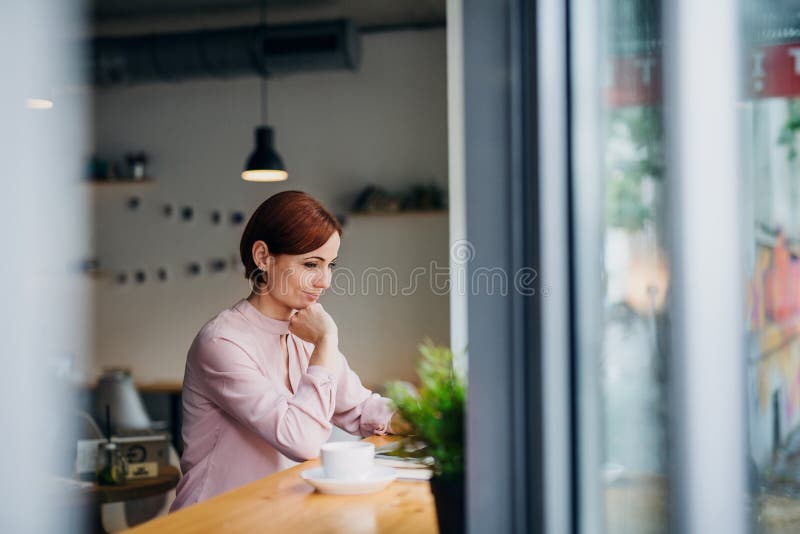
[{"x1": 89, "y1": 28, "x2": 449, "y2": 386}]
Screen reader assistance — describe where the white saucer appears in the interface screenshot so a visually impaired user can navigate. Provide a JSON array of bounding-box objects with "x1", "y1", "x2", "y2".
[{"x1": 300, "y1": 466, "x2": 397, "y2": 495}]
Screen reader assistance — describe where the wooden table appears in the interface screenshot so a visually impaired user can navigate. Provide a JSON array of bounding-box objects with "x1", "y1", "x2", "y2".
[
  {"x1": 54, "y1": 465, "x2": 181, "y2": 533},
  {"x1": 93, "y1": 466, "x2": 181, "y2": 505},
  {"x1": 126, "y1": 436, "x2": 439, "y2": 534},
  {"x1": 58, "y1": 466, "x2": 181, "y2": 507}
]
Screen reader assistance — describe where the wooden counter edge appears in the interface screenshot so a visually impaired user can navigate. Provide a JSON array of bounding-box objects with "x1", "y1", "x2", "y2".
[{"x1": 125, "y1": 435, "x2": 438, "y2": 533}]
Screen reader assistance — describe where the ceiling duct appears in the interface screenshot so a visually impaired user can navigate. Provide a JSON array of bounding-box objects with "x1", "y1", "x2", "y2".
[{"x1": 91, "y1": 19, "x2": 360, "y2": 86}]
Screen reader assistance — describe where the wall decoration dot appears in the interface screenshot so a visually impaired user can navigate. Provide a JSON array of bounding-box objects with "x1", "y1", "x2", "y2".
[
  {"x1": 126, "y1": 196, "x2": 141, "y2": 211},
  {"x1": 181, "y1": 206, "x2": 195, "y2": 222},
  {"x1": 230, "y1": 254, "x2": 241, "y2": 272},
  {"x1": 230, "y1": 210, "x2": 246, "y2": 225},
  {"x1": 134, "y1": 270, "x2": 147, "y2": 284},
  {"x1": 209, "y1": 258, "x2": 227, "y2": 273},
  {"x1": 211, "y1": 210, "x2": 222, "y2": 225},
  {"x1": 156, "y1": 267, "x2": 169, "y2": 282},
  {"x1": 80, "y1": 258, "x2": 100, "y2": 275},
  {"x1": 162, "y1": 203, "x2": 175, "y2": 219},
  {"x1": 116, "y1": 272, "x2": 128, "y2": 285},
  {"x1": 186, "y1": 261, "x2": 202, "y2": 277}
]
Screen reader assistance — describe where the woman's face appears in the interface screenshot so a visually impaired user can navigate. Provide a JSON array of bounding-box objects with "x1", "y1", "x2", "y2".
[{"x1": 263, "y1": 232, "x2": 340, "y2": 310}]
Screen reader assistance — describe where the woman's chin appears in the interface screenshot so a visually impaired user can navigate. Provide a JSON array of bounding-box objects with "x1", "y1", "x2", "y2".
[
  {"x1": 292, "y1": 299, "x2": 316, "y2": 310},
  {"x1": 298, "y1": 292, "x2": 321, "y2": 306}
]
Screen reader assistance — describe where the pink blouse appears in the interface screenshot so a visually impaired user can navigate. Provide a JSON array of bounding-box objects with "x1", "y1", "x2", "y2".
[{"x1": 170, "y1": 299, "x2": 394, "y2": 511}]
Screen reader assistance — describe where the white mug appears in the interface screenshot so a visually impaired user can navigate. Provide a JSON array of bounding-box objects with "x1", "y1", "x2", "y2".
[{"x1": 320, "y1": 441, "x2": 375, "y2": 480}]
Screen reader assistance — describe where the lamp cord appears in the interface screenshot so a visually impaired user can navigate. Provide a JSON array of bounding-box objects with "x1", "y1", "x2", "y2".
[{"x1": 260, "y1": 0, "x2": 267, "y2": 126}]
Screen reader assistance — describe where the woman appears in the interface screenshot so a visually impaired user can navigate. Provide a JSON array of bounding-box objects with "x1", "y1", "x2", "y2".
[{"x1": 170, "y1": 191, "x2": 396, "y2": 511}]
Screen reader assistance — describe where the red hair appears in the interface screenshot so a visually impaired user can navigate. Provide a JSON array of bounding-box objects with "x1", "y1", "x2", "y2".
[{"x1": 239, "y1": 191, "x2": 343, "y2": 278}]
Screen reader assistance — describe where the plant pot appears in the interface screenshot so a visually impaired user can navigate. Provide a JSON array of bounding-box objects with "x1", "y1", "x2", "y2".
[{"x1": 429, "y1": 472, "x2": 464, "y2": 534}]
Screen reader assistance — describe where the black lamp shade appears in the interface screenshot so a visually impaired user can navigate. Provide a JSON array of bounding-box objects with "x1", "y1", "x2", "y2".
[{"x1": 242, "y1": 126, "x2": 288, "y2": 182}]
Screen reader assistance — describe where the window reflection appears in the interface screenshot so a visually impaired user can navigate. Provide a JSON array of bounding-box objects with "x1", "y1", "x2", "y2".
[
  {"x1": 743, "y1": 2, "x2": 800, "y2": 532},
  {"x1": 591, "y1": 1, "x2": 670, "y2": 533},
  {"x1": 577, "y1": 0, "x2": 800, "y2": 531}
]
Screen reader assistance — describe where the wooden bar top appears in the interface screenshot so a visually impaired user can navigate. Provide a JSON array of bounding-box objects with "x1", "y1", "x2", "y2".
[
  {"x1": 126, "y1": 436, "x2": 439, "y2": 534},
  {"x1": 93, "y1": 465, "x2": 181, "y2": 506}
]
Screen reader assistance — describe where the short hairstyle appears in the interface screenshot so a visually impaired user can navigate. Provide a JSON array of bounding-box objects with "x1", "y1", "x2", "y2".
[{"x1": 239, "y1": 191, "x2": 343, "y2": 279}]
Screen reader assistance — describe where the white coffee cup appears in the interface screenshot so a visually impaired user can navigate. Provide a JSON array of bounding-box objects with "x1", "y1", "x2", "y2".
[{"x1": 320, "y1": 441, "x2": 375, "y2": 480}]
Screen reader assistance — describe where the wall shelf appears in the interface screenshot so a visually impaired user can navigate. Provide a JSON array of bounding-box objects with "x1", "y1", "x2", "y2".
[
  {"x1": 347, "y1": 209, "x2": 447, "y2": 217},
  {"x1": 342, "y1": 210, "x2": 447, "y2": 226},
  {"x1": 85, "y1": 178, "x2": 155, "y2": 186}
]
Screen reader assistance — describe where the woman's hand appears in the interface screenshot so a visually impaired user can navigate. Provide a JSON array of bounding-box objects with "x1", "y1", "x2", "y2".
[
  {"x1": 290, "y1": 303, "x2": 339, "y2": 371},
  {"x1": 289, "y1": 303, "x2": 338, "y2": 345},
  {"x1": 389, "y1": 412, "x2": 413, "y2": 436}
]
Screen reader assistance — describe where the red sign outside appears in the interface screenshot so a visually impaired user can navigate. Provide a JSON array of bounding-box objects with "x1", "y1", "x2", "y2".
[
  {"x1": 749, "y1": 42, "x2": 800, "y2": 98},
  {"x1": 607, "y1": 42, "x2": 800, "y2": 106},
  {"x1": 607, "y1": 55, "x2": 662, "y2": 107}
]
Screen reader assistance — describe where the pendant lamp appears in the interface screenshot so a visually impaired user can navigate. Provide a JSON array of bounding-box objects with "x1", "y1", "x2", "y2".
[
  {"x1": 242, "y1": 0, "x2": 287, "y2": 182},
  {"x1": 242, "y1": 126, "x2": 287, "y2": 182}
]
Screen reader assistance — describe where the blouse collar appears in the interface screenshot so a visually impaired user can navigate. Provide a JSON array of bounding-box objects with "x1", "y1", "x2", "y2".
[{"x1": 235, "y1": 298, "x2": 291, "y2": 335}]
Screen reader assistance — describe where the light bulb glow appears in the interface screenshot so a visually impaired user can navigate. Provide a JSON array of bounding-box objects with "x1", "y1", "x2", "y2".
[
  {"x1": 241, "y1": 169, "x2": 288, "y2": 182},
  {"x1": 26, "y1": 98, "x2": 54, "y2": 110}
]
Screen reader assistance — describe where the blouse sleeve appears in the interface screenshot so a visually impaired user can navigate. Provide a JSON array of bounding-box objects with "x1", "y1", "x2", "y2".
[
  {"x1": 192, "y1": 336, "x2": 336, "y2": 462},
  {"x1": 329, "y1": 350, "x2": 396, "y2": 437}
]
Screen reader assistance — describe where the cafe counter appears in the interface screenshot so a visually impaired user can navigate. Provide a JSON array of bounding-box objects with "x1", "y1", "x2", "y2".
[{"x1": 126, "y1": 436, "x2": 438, "y2": 533}]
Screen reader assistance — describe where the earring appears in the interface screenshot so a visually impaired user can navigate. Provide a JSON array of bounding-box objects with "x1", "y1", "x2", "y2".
[{"x1": 250, "y1": 267, "x2": 269, "y2": 294}]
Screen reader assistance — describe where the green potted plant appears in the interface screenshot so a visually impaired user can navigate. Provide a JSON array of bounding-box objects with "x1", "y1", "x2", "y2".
[{"x1": 385, "y1": 341, "x2": 465, "y2": 534}]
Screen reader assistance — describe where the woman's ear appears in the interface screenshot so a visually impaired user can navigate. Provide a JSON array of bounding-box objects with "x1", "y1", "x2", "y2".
[{"x1": 251, "y1": 240, "x2": 270, "y2": 270}]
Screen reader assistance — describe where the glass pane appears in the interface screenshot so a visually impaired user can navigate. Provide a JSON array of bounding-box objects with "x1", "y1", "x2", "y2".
[
  {"x1": 571, "y1": 0, "x2": 669, "y2": 532},
  {"x1": 742, "y1": 2, "x2": 800, "y2": 532}
]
